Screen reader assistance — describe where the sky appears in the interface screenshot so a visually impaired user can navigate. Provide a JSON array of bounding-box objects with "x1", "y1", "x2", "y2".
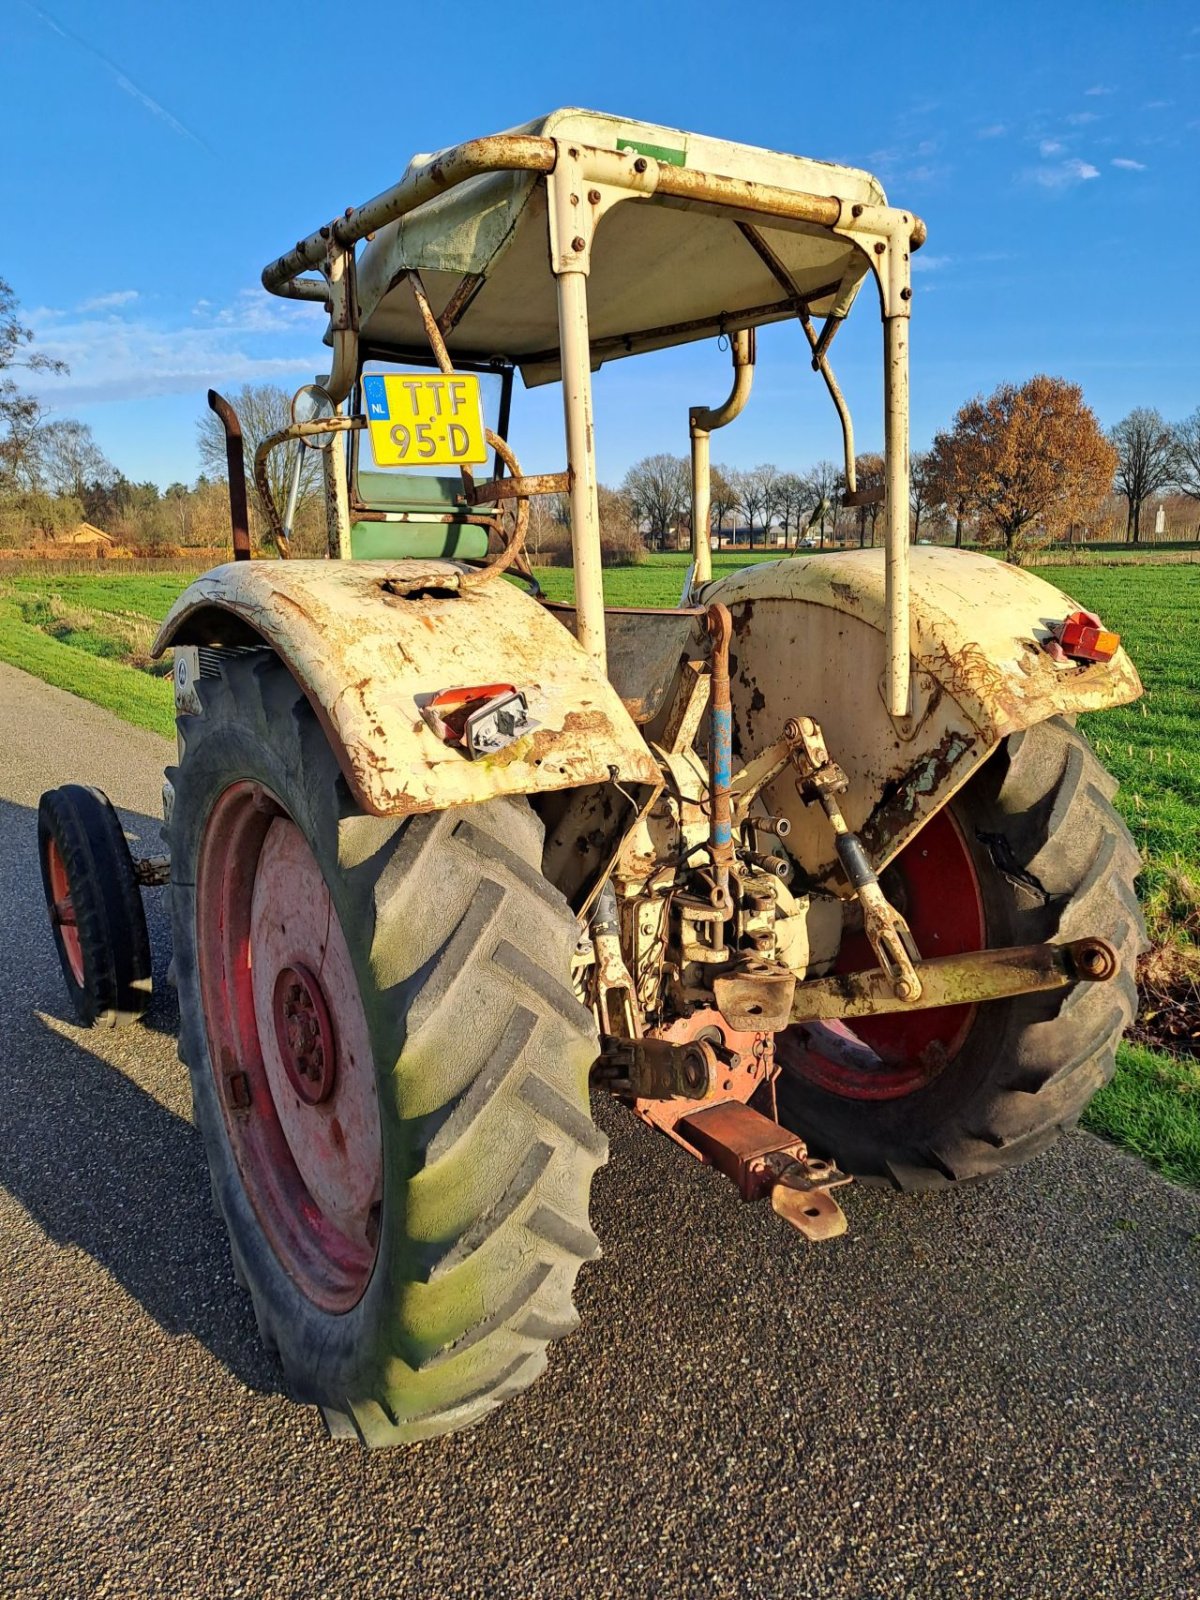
[{"x1": 2, "y1": 0, "x2": 1198, "y2": 490}]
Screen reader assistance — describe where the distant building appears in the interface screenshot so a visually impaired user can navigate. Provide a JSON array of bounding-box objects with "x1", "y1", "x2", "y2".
[{"x1": 61, "y1": 522, "x2": 115, "y2": 553}]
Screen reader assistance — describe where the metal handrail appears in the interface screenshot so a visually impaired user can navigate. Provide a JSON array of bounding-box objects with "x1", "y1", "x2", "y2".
[
  {"x1": 253, "y1": 416, "x2": 364, "y2": 556},
  {"x1": 261, "y1": 134, "x2": 926, "y2": 301},
  {"x1": 262, "y1": 137, "x2": 558, "y2": 296},
  {"x1": 260, "y1": 132, "x2": 925, "y2": 713}
]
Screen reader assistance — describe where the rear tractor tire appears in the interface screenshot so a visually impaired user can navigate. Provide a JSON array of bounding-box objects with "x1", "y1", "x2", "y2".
[
  {"x1": 37, "y1": 783, "x2": 152, "y2": 1028},
  {"x1": 779, "y1": 716, "x2": 1144, "y2": 1190},
  {"x1": 169, "y1": 652, "x2": 605, "y2": 1445}
]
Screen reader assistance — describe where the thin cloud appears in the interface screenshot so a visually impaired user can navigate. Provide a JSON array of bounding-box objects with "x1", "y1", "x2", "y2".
[
  {"x1": 1111, "y1": 157, "x2": 1147, "y2": 171},
  {"x1": 1142, "y1": 99, "x2": 1172, "y2": 110},
  {"x1": 911, "y1": 254, "x2": 952, "y2": 273},
  {"x1": 868, "y1": 135, "x2": 949, "y2": 187},
  {"x1": 1085, "y1": 84, "x2": 1115, "y2": 95},
  {"x1": 1065, "y1": 111, "x2": 1100, "y2": 126},
  {"x1": 976, "y1": 123, "x2": 1007, "y2": 139},
  {"x1": 25, "y1": 293, "x2": 319, "y2": 405},
  {"x1": 1039, "y1": 139, "x2": 1066, "y2": 156},
  {"x1": 18, "y1": 0, "x2": 210, "y2": 152},
  {"x1": 1029, "y1": 158, "x2": 1100, "y2": 190},
  {"x1": 77, "y1": 289, "x2": 139, "y2": 312}
]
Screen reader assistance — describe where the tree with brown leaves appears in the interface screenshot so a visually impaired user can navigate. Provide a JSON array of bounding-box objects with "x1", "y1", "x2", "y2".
[{"x1": 928, "y1": 375, "x2": 1115, "y2": 563}]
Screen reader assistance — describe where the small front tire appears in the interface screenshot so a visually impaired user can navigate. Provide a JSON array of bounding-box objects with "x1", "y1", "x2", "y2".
[{"x1": 37, "y1": 784, "x2": 152, "y2": 1028}]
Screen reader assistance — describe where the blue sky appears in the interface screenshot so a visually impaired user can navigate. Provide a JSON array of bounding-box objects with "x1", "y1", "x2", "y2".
[{"x1": 3, "y1": 0, "x2": 1197, "y2": 489}]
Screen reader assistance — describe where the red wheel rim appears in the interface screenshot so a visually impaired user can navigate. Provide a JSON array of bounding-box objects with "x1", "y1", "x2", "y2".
[
  {"x1": 780, "y1": 807, "x2": 986, "y2": 1101},
  {"x1": 197, "y1": 782, "x2": 381, "y2": 1311},
  {"x1": 46, "y1": 837, "x2": 84, "y2": 986}
]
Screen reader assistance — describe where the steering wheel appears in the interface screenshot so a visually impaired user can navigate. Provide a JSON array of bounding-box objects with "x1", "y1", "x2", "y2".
[{"x1": 460, "y1": 430, "x2": 531, "y2": 588}]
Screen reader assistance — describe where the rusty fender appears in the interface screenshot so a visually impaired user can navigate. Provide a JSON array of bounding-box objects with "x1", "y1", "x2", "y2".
[
  {"x1": 701, "y1": 546, "x2": 1142, "y2": 887},
  {"x1": 152, "y1": 560, "x2": 660, "y2": 818}
]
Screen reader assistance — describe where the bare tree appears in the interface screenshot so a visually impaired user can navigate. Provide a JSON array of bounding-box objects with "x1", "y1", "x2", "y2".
[
  {"x1": 909, "y1": 449, "x2": 939, "y2": 542},
  {"x1": 596, "y1": 484, "x2": 644, "y2": 564},
  {"x1": 623, "y1": 453, "x2": 688, "y2": 549},
  {"x1": 736, "y1": 463, "x2": 779, "y2": 548},
  {"x1": 164, "y1": 482, "x2": 192, "y2": 541},
  {"x1": 927, "y1": 427, "x2": 975, "y2": 548},
  {"x1": 774, "y1": 472, "x2": 806, "y2": 545},
  {"x1": 0, "y1": 278, "x2": 67, "y2": 492},
  {"x1": 197, "y1": 383, "x2": 322, "y2": 549},
  {"x1": 852, "y1": 453, "x2": 885, "y2": 547},
  {"x1": 39, "y1": 419, "x2": 114, "y2": 501},
  {"x1": 1111, "y1": 407, "x2": 1178, "y2": 542},
  {"x1": 1174, "y1": 408, "x2": 1200, "y2": 505},
  {"x1": 803, "y1": 459, "x2": 842, "y2": 547},
  {"x1": 0, "y1": 392, "x2": 49, "y2": 490},
  {"x1": 710, "y1": 465, "x2": 738, "y2": 549}
]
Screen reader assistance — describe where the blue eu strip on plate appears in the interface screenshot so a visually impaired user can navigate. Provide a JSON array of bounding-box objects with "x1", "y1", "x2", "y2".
[{"x1": 362, "y1": 375, "x2": 390, "y2": 421}]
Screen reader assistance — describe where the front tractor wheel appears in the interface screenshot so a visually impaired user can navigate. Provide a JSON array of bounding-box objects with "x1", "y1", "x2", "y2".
[
  {"x1": 37, "y1": 783, "x2": 152, "y2": 1028},
  {"x1": 169, "y1": 653, "x2": 605, "y2": 1446},
  {"x1": 779, "y1": 717, "x2": 1144, "y2": 1190}
]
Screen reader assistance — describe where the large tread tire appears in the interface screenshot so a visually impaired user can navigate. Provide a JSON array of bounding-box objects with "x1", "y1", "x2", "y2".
[
  {"x1": 169, "y1": 652, "x2": 605, "y2": 1445},
  {"x1": 780, "y1": 717, "x2": 1145, "y2": 1191},
  {"x1": 37, "y1": 783, "x2": 152, "y2": 1028}
]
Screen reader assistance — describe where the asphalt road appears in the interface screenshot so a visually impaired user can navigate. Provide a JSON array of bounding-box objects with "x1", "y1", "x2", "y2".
[{"x1": 2, "y1": 660, "x2": 1199, "y2": 1600}]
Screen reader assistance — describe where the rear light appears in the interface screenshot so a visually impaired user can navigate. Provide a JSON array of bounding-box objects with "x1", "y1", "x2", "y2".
[
  {"x1": 1047, "y1": 610, "x2": 1120, "y2": 665},
  {"x1": 420, "y1": 683, "x2": 539, "y2": 758}
]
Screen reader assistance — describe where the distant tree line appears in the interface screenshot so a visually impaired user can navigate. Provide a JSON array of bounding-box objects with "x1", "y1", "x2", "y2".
[
  {"x1": 612, "y1": 379, "x2": 1200, "y2": 564},
  {"x1": 2, "y1": 274, "x2": 1198, "y2": 564},
  {"x1": 0, "y1": 278, "x2": 325, "y2": 554}
]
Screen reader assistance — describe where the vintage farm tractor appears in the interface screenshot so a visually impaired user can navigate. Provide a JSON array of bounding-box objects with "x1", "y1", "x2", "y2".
[{"x1": 38, "y1": 111, "x2": 1143, "y2": 1446}]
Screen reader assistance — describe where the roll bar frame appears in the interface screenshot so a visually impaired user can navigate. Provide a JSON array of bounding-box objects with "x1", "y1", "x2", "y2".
[{"x1": 262, "y1": 133, "x2": 924, "y2": 715}]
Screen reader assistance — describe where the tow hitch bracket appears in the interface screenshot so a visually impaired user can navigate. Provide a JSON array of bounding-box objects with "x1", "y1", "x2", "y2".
[{"x1": 679, "y1": 1100, "x2": 851, "y2": 1241}]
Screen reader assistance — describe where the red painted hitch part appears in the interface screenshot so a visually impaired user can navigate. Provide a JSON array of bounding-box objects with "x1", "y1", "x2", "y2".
[
  {"x1": 678, "y1": 1100, "x2": 851, "y2": 1240},
  {"x1": 1048, "y1": 610, "x2": 1120, "y2": 665}
]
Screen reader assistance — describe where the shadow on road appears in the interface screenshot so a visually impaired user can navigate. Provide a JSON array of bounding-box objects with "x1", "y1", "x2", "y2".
[{"x1": 0, "y1": 794, "x2": 284, "y2": 1397}]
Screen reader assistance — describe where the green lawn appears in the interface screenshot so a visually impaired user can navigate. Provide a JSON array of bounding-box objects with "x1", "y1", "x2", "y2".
[
  {"x1": 4, "y1": 552, "x2": 1197, "y2": 1187},
  {"x1": 0, "y1": 586, "x2": 176, "y2": 738}
]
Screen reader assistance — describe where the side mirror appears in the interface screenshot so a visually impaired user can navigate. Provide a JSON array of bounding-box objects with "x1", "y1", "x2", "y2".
[{"x1": 291, "y1": 383, "x2": 336, "y2": 449}]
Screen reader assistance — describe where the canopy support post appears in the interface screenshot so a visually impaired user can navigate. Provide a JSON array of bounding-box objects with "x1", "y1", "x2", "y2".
[
  {"x1": 556, "y1": 270, "x2": 606, "y2": 673},
  {"x1": 882, "y1": 311, "x2": 911, "y2": 718},
  {"x1": 687, "y1": 329, "x2": 755, "y2": 601}
]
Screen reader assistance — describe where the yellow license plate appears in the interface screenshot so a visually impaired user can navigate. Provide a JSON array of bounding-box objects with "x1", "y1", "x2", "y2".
[{"x1": 362, "y1": 372, "x2": 488, "y2": 467}]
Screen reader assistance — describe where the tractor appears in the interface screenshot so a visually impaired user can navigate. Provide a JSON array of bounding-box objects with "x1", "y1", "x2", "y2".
[{"x1": 38, "y1": 110, "x2": 1143, "y2": 1448}]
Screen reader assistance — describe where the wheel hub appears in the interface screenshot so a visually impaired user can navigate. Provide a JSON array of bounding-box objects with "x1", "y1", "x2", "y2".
[
  {"x1": 45, "y1": 836, "x2": 83, "y2": 985},
  {"x1": 272, "y1": 964, "x2": 336, "y2": 1104}
]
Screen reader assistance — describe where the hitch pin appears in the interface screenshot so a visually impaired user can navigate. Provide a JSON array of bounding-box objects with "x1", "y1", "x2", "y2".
[
  {"x1": 787, "y1": 715, "x2": 923, "y2": 1004},
  {"x1": 590, "y1": 883, "x2": 642, "y2": 1039}
]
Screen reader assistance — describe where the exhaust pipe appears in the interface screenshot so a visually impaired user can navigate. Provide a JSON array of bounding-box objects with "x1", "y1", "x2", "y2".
[{"x1": 207, "y1": 390, "x2": 252, "y2": 562}]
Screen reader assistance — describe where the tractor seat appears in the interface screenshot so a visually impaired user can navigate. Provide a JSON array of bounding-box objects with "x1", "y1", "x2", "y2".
[{"x1": 350, "y1": 468, "x2": 491, "y2": 560}]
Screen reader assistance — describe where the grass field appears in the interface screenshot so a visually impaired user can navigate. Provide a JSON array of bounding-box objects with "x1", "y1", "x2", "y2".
[
  {"x1": 3, "y1": 554, "x2": 1197, "y2": 1185},
  {"x1": 0, "y1": 575, "x2": 180, "y2": 738}
]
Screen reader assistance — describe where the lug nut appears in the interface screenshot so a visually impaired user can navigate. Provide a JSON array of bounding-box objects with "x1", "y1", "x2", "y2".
[{"x1": 1074, "y1": 940, "x2": 1116, "y2": 981}]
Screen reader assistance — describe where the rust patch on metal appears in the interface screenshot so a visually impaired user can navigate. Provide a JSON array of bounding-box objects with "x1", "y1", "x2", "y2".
[
  {"x1": 859, "y1": 728, "x2": 975, "y2": 860},
  {"x1": 154, "y1": 561, "x2": 660, "y2": 817}
]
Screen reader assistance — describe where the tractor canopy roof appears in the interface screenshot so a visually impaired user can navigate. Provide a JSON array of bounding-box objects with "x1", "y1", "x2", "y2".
[{"x1": 352, "y1": 109, "x2": 889, "y2": 386}]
